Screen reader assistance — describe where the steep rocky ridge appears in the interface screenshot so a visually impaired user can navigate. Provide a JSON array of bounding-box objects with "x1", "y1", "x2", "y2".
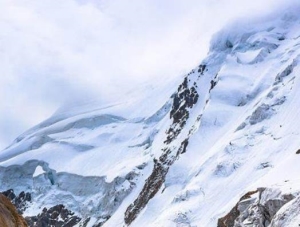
[{"x1": 218, "y1": 188, "x2": 298, "y2": 227}]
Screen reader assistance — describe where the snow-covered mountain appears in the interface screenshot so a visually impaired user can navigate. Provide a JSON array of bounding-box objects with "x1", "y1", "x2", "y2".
[{"x1": 1, "y1": 6, "x2": 300, "y2": 227}]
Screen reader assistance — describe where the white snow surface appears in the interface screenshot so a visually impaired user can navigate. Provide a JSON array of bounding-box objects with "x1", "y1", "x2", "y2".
[{"x1": 1, "y1": 6, "x2": 300, "y2": 227}]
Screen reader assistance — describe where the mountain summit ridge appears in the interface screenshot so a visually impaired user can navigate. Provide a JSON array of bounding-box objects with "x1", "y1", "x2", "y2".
[{"x1": 1, "y1": 7, "x2": 300, "y2": 227}]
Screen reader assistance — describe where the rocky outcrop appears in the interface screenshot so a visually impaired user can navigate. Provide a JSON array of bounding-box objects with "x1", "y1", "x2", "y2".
[
  {"x1": 124, "y1": 160, "x2": 168, "y2": 225},
  {"x1": 1, "y1": 189, "x2": 31, "y2": 214},
  {"x1": 124, "y1": 137, "x2": 191, "y2": 225},
  {"x1": 218, "y1": 188, "x2": 297, "y2": 227},
  {"x1": 124, "y1": 56, "x2": 223, "y2": 225},
  {"x1": 124, "y1": 75, "x2": 199, "y2": 225},
  {"x1": 25, "y1": 204, "x2": 81, "y2": 227},
  {"x1": 166, "y1": 77, "x2": 199, "y2": 144},
  {"x1": 218, "y1": 190, "x2": 258, "y2": 227},
  {"x1": 0, "y1": 194, "x2": 28, "y2": 227},
  {"x1": 2, "y1": 189, "x2": 87, "y2": 227},
  {"x1": 2, "y1": 189, "x2": 81, "y2": 227}
]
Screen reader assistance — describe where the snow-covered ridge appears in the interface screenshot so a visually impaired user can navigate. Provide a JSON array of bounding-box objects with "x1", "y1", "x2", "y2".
[{"x1": 1, "y1": 6, "x2": 300, "y2": 227}]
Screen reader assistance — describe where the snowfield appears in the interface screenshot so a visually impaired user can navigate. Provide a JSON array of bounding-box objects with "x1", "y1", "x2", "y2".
[{"x1": 1, "y1": 6, "x2": 300, "y2": 227}]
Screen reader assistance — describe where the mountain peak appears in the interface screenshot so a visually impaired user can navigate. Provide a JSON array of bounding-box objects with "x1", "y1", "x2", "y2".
[{"x1": 1, "y1": 6, "x2": 300, "y2": 227}]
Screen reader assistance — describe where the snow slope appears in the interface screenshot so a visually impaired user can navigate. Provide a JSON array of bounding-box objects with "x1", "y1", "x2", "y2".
[{"x1": 1, "y1": 6, "x2": 300, "y2": 227}]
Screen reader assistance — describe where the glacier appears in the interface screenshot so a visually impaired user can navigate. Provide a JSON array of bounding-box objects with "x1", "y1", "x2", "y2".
[{"x1": 1, "y1": 5, "x2": 300, "y2": 227}]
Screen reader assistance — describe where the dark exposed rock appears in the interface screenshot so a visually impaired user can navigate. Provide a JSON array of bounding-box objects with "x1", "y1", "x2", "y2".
[
  {"x1": 124, "y1": 71, "x2": 203, "y2": 225},
  {"x1": 170, "y1": 78, "x2": 197, "y2": 123},
  {"x1": 25, "y1": 204, "x2": 81, "y2": 227},
  {"x1": 165, "y1": 77, "x2": 199, "y2": 144},
  {"x1": 1, "y1": 189, "x2": 31, "y2": 214},
  {"x1": 178, "y1": 139, "x2": 189, "y2": 155},
  {"x1": 1, "y1": 190, "x2": 16, "y2": 201},
  {"x1": 210, "y1": 79, "x2": 217, "y2": 91},
  {"x1": 218, "y1": 188, "x2": 295, "y2": 227},
  {"x1": 125, "y1": 160, "x2": 168, "y2": 225},
  {"x1": 2, "y1": 187, "x2": 104, "y2": 227},
  {"x1": 296, "y1": 149, "x2": 300, "y2": 154},
  {"x1": 198, "y1": 64, "x2": 207, "y2": 74},
  {"x1": 124, "y1": 138, "x2": 191, "y2": 225}
]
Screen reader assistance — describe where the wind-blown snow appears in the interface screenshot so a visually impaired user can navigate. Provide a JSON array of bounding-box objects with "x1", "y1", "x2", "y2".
[{"x1": 1, "y1": 4, "x2": 300, "y2": 227}]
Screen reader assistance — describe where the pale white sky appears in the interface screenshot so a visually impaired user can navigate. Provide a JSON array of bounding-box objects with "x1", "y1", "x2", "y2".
[{"x1": 0, "y1": 0, "x2": 296, "y2": 149}]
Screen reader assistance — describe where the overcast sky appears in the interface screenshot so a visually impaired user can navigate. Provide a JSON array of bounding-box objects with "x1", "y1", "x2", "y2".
[{"x1": 0, "y1": 0, "x2": 296, "y2": 149}]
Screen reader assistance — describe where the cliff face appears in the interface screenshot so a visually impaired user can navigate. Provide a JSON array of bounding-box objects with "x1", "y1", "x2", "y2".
[
  {"x1": 1, "y1": 5, "x2": 300, "y2": 227},
  {"x1": 218, "y1": 188, "x2": 299, "y2": 227},
  {"x1": 0, "y1": 194, "x2": 27, "y2": 227}
]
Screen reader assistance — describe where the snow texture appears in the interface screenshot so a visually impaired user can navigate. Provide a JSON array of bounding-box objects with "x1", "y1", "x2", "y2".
[{"x1": 1, "y1": 5, "x2": 300, "y2": 227}]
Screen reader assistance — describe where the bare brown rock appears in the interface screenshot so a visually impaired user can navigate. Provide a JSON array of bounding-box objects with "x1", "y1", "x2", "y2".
[
  {"x1": 0, "y1": 194, "x2": 28, "y2": 227},
  {"x1": 217, "y1": 188, "x2": 295, "y2": 227},
  {"x1": 124, "y1": 75, "x2": 199, "y2": 226},
  {"x1": 217, "y1": 190, "x2": 258, "y2": 227}
]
